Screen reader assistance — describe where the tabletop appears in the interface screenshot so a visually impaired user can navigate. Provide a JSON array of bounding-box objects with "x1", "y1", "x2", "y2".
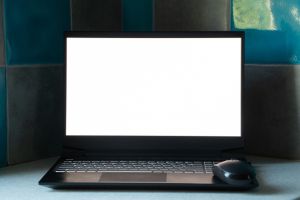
[{"x1": 0, "y1": 156, "x2": 300, "y2": 200}]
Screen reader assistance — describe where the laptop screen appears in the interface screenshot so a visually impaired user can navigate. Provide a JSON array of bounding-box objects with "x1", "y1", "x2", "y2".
[{"x1": 66, "y1": 37, "x2": 242, "y2": 137}]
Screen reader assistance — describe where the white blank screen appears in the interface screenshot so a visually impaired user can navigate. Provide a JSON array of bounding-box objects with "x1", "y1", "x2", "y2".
[{"x1": 66, "y1": 38, "x2": 241, "y2": 136}]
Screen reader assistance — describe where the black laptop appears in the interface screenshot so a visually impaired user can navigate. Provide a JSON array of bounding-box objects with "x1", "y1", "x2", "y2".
[{"x1": 39, "y1": 31, "x2": 257, "y2": 190}]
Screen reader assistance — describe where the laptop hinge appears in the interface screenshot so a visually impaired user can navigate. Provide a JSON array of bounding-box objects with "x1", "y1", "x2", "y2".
[{"x1": 62, "y1": 148, "x2": 229, "y2": 160}]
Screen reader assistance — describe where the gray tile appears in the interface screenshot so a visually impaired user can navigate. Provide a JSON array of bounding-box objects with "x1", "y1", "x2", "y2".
[
  {"x1": 0, "y1": 67, "x2": 6, "y2": 166},
  {"x1": 154, "y1": 0, "x2": 231, "y2": 31},
  {"x1": 244, "y1": 65, "x2": 300, "y2": 159},
  {"x1": 71, "y1": 0, "x2": 122, "y2": 31},
  {"x1": 7, "y1": 65, "x2": 65, "y2": 164},
  {"x1": 0, "y1": 0, "x2": 5, "y2": 65}
]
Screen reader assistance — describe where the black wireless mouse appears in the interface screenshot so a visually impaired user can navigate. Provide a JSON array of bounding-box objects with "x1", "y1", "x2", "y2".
[{"x1": 213, "y1": 159, "x2": 256, "y2": 186}]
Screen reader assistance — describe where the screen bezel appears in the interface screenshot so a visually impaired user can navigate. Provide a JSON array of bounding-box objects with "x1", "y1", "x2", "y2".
[{"x1": 63, "y1": 31, "x2": 245, "y2": 156}]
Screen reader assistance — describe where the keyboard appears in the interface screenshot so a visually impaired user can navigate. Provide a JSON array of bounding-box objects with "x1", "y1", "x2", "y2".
[{"x1": 55, "y1": 159, "x2": 221, "y2": 174}]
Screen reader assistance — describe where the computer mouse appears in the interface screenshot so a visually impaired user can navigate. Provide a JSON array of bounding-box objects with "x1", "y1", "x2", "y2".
[{"x1": 212, "y1": 159, "x2": 256, "y2": 186}]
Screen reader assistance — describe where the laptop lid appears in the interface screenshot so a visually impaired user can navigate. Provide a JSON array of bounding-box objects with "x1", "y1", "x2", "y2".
[{"x1": 63, "y1": 32, "x2": 244, "y2": 158}]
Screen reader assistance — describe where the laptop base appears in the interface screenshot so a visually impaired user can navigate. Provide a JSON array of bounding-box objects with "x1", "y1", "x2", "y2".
[{"x1": 39, "y1": 158, "x2": 258, "y2": 190}]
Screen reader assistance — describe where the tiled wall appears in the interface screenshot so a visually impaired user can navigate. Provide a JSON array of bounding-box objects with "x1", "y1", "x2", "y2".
[
  {"x1": 69, "y1": 0, "x2": 300, "y2": 159},
  {"x1": 233, "y1": 0, "x2": 300, "y2": 158},
  {"x1": 1, "y1": 0, "x2": 300, "y2": 166},
  {"x1": 3, "y1": 0, "x2": 70, "y2": 164},
  {"x1": 0, "y1": 0, "x2": 232, "y2": 165}
]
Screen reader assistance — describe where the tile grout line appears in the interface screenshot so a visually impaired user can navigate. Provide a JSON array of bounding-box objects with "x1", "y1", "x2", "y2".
[
  {"x1": 245, "y1": 64, "x2": 300, "y2": 67},
  {"x1": 6, "y1": 64, "x2": 64, "y2": 68}
]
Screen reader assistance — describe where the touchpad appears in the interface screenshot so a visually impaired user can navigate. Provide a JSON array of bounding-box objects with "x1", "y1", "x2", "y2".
[{"x1": 100, "y1": 173, "x2": 166, "y2": 182}]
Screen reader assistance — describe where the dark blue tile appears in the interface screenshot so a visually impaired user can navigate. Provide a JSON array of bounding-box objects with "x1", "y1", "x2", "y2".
[
  {"x1": 155, "y1": 0, "x2": 230, "y2": 31},
  {"x1": 123, "y1": 0, "x2": 153, "y2": 31},
  {"x1": 0, "y1": 67, "x2": 6, "y2": 167},
  {"x1": 71, "y1": 0, "x2": 122, "y2": 31},
  {"x1": 7, "y1": 65, "x2": 64, "y2": 164},
  {"x1": 4, "y1": 0, "x2": 70, "y2": 65},
  {"x1": 243, "y1": 30, "x2": 291, "y2": 64}
]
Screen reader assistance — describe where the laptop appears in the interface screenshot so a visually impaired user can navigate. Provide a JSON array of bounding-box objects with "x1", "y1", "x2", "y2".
[{"x1": 39, "y1": 31, "x2": 257, "y2": 190}]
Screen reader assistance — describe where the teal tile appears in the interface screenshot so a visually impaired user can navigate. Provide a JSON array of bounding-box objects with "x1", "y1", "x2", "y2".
[
  {"x1": 0, "y1": 0, "x2": 5, "y2": 65},
  {"x1": 0, "y1": 67, "x2": 6, "y2": 167},
  {"x1": 233, "y1": 0, "x2": 300, "y2": 64},
  {"x1": 123, "y1": 0, "x2": 153, "y2": 31},
  {"x1": 4, "y1": 0, "x2": 70, "y2": 65},
  {"x1": 243, "y1": 30, "x2": 291, "y2": 64}
]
